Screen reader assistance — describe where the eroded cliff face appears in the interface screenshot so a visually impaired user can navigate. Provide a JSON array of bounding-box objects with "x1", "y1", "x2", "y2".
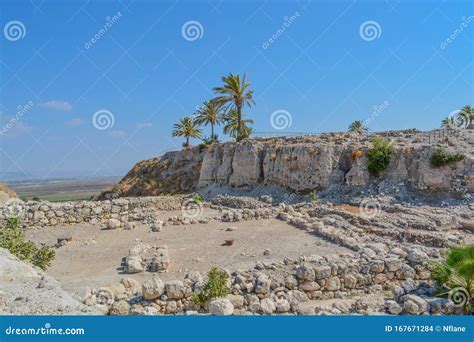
[{"x1": 100, "y1": 130, "x2": 474, "y2": 199}]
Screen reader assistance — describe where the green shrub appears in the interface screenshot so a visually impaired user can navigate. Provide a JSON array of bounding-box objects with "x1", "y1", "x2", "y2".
[
  {"x1": 0, "y1": 216, "x2": 55, "y2": 270},
  {"x1": 366, "y1": 136, "x2": 394, "y2": 175},
  {"x1": 429, "y1": 148, "x2": 464, "y2": 168},
  {"x1": 192, "y1": 267, "x2": 229, "y2": 305},
  {"x1": 192, "y1": 194, "x2": 204, "y2": 203},
  {"x1": 309, "y1": 191, "x2": 318, "y2": 203},
  {"x1": 430, "y1": 245, "x2": 473, "y2": 314}
]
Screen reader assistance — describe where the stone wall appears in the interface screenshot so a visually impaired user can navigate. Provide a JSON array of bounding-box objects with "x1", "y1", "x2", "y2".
[
  {"x1": 0, "y1": 196, "x2": 186, "y2": 228},
  {"x1": 88, "y1": 241, "x2": 448, "y2": 316}
]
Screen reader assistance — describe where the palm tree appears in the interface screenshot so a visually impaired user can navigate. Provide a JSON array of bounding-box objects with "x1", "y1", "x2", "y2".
[
  {"x1": 458, "y1": 105, "x2": 474, "y2": 128},
  {"x1": 441, "y1": 116, "x2": 458, "y2": 129},
  {"x1": 172, "y1": 116, "x2": 202, "y2": 147},
  {"x1": 348, "y1": 120, "x2": 368, "y2": 135},
  {"x1": 194, "y1": 100, "x2": 224, "y2": 142},
  {"x1": 430, "y1": 245, "x2": 474, "y2": 314},
  {"x1": 213, "y1": 73, "x2": 255, "y2": 141},
  {"x1": 223, "y1": 110, "x2": 253, "y2": 140}
]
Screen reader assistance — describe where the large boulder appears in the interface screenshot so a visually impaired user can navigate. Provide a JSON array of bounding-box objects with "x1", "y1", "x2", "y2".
[{"x1": 142, "y1": 276, "x2": 165, "y2": 300}]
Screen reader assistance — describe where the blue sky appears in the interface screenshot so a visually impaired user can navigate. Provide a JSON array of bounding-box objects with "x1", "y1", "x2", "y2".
[{"x1": 0, "y1": 0, "x2": 472, "y2": 180}]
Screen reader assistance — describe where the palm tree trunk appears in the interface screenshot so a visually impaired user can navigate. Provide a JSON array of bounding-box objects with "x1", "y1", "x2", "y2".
[
  {"x1": 211, "y1": 123, "x2": 214, "y2": 138},
  {"x1": 186, "y1": 136, "x2": 189, "y2": 146},
  {"x1": 237, "y1": 104, "x2": 242, "y2": 141}
]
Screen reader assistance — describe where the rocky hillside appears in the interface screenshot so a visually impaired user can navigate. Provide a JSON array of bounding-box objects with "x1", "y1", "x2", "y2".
[
  {"x1": 99, "y1": 129, "x2": 474, "y2": 200},
  {"x1": 0, "y1": 182, "x2": 17, "y2": 205},
  {"x1": 0, "y1": 248, "x2": 99, "y2": 315}
]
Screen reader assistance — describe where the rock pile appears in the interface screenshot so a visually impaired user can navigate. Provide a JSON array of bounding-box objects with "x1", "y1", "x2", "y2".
[{"x1": 125, "y1": 243, "x2": 170, "y2": 273}]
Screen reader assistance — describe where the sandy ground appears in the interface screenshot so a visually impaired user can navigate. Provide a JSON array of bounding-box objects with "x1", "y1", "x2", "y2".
[{"x1": 26, "y1": 212, "x2": 350, "y2": 298}]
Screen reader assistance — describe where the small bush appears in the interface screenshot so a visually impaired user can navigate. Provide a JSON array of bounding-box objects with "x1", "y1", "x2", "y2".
[
  {"x1": 309, "y1": 191, "x2": 319, "y2": 203},
  {"x1": 0, "y1": 216, "x2": 55, "y2": 270},
  {"x1": 430, "y1": 245, "x2": 473, "y2": 314},
  {"x1": 366, "y1": 136, "x2": 394, "y2": 175},
  {"x1": 192, "y1": 194, "x2": 204, "y2": 203},
  {"x1": 429, "y1": 148, "x2": 464, "y2": 168},
  {"x1": 192, "y1": 267, "x2": 229, "y2": 305}
]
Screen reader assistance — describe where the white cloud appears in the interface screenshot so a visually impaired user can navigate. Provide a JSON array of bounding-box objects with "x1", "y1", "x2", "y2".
[
  {"x1": 65, "y1": 118, "x2": 83, "y2": 126},
  {"x1": 109, "y1": 130, "x2": 127, "y2": 137},
  {"x1": 40, "y1": 100, "x2": 72, "y2": 112},
  {"x1": 137, "y1": 122, "x2": 152, "y2": 128}
]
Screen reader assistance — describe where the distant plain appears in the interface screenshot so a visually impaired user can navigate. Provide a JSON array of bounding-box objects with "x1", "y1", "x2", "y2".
[{"x1": 8, "y1": 178, "x2": 118, "y2": 202}]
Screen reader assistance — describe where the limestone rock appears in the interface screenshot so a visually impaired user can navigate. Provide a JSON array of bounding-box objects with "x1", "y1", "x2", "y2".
[
  {"x1": 109, "y1": 300, "x2": 130, "y2": 315},
  {"x1": 208, "y1": 298, "x2": 234, "y2": 316},
  {"x1": 107, "y1": 218, "x2": 121, "y2": 229},
  {"x1": 142, "y1": 276, "x2": 165, "y2": 300},
  {"x1": 165, "y1": 280, "x2": 185, "y2": 299},
  {"x1": 260, "y1": 298, "x2": 276, "y2": 314}
]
